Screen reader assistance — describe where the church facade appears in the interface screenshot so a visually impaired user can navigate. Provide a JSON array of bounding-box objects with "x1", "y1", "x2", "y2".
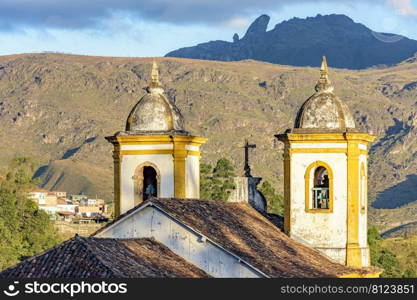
[{"x1": 0, "y1": 59, "x2": 381, "y2": 278}]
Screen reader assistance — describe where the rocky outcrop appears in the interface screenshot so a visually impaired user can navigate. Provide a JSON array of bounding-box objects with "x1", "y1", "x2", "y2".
[
  {"x1": 242, "y1": 14, "x2": 270, "y2": 39},
  {"x1": 233, "y1": 33, "x2": 239, "y2": 43},
  {"x1": 166, "y1": 14, "x2": 417, "y2": 70}
]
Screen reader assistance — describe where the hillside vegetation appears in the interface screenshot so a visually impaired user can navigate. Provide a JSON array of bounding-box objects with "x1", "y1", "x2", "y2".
[
  {"x1": 0, "y1": 158, "x2": 61, "y2": 270},
  {"x1": 381, "y1": 235, "x2": 417, "y2": 277},
  {"x1": 0, "y1": 53, "x2": 416, "y2": 232}
]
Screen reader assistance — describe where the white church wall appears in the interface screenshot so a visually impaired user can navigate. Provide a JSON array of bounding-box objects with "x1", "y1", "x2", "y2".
[
  {"x1": 290, "y1": 143, "x2": 347, "y2": 149},
  {"x1": 186, "y1": 145, "x2": 200, "y2": 151},
  {"x1": 120, "y1": 154, "x2": 174, "y2": 214},
  {"x1": 290, "y1": 151, "x2": 348, "y2": 264},
  {"x1": 358, "y1": 153, "x2": 370, "y2": 266},
  {"x1": 96, "y1": 205, "x2": 264, "y2": 278},
  {"x1": 120, "y1": 144, "x2": 173, "y2": 150},
  {"x1": 186, "y1": 155, "x2": 200, "y2": 199}
]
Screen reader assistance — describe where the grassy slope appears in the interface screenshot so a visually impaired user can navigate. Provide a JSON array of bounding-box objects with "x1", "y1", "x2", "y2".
[
  {"x1": 0, "y1": 53, "x2": 416, "y2": 231},
  {"x1": 381, "y1": 236, "x2": 417, "y2": 274}
]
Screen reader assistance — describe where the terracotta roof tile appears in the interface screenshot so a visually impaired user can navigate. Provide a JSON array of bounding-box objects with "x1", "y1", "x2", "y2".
[
  {"x1": 95, "y1": 198, "x2": 380, "y2": 278},
  {"x1": 0, "y1": 236, "x2": 210, "y2": 278}
]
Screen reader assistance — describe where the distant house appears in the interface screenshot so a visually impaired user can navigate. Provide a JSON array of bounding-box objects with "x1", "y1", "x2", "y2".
[
  {"x1": 78, "y1": 205, "x2": 104, "y2": 215},
  {"x1": 45, "y1": 193, "x2": 58, "y2": 206},
  {"x1": 27, "y1": 190, "x2": 110, "y2": 222},
  {"x1": 38, "y1": 206, "x2": 59, "y2": 215},
  {"x1": 49, "y1": 191, "x2": 67, "y2": 199},
  {"x1": 57, "y1": 202, "x2": 78, "y2": 214},
  {"x1": 79, "y1": 198, "x2": 107, "y2": 215},
  {"x1": 70, "y1": 194, "x2": 88, "y2": 202},
  {"x1": 56, "y1": 211, "x2": 76, "y2": 222},
  {"x1": 27, "y1": 189, "x2": 49, "y2": 205},
  {"x1": 36, "y1": 197, "x2": 74, "y2": 216},
  {"x1": 82, "y1": 198, "x2": 104, "y2": 206}
]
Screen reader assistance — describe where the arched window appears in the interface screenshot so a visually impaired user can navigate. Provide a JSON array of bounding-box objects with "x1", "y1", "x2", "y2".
[
  {"x1": 133, "y1": 162, "x2": 161, "y2": 205},
  {"x1": 305, "y1": 161, "x2": 333, "y2": 213},
  {"x1": 143, "y1": 166, "x2": 157, "y2": 200},
  {"x1": 313, "y1": 167, "x2": 330, "y2": 209}
]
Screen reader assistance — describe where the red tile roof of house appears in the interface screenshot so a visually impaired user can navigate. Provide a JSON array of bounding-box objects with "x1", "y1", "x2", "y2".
[{"x1": 28, "y1": 189, "x2": 49, "y2": 193}]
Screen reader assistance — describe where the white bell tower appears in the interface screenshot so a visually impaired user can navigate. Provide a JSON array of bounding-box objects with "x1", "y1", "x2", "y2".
[
  {"x1": 106, "y1": 61, "x2": 207, "y2": 216},
  {"x1": 276, "y1": 57, "x2": 375, "y2": 268}
]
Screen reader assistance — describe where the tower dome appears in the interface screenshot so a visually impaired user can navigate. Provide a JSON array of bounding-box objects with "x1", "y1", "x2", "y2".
[
  {"x1": 126, "y1": 61, "x2": 188, "y2": 134},
  {"x1": 294, "y1": 57, "x2": 355, "y2": 131}
]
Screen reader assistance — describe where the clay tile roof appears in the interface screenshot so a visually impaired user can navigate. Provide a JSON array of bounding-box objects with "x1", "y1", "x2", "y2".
[
  {"x1": 95, "y1": 198, "x2": 380, "y2": 278},
  {"x1": 0, "y1": 236, "x2": 210, "y2": 278},
  {"x1": 29, "y1": 189, "x2": 49, "y2": 193},
  {"x1": 57, "y1": 211, "x2": 75, "y2": 216}
]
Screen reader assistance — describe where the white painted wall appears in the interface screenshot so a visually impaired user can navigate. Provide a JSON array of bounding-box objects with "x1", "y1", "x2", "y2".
[
  {"x1": 118, "y1": 143, "x2": 202, "y2": 213},
  {"x1": 358, "y1": 153, "x2": 370, "y2": 266},
  {"x1": 289, "y1": 150, "x2": 348, "y2": 264},
  {"x1": 96, "y1": 206, "x2": 263, "y2": 278},
  {"x1": 120, "y1": 154, "x2": 174, "y2": 214},
  {"x1": 120, "y1": 144, "x2": 173, "y2": 150},
  {"x1": 288, "y1": 142, "x2": 370, "y2": 266},
  {"x1": 186, "y1": 154, "x2": 200, "y2": 199},
  {"x1": 28, "y1": 192, "x2": 47, "y2": 204},
  {"x1": 290, "y1": 143, "x2": 347, "y2": 149}
]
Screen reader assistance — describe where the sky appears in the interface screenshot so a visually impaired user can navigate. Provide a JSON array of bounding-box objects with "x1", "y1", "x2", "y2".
[{"x1": 1, "y1": 0, "x2": 417, "y2": 57}]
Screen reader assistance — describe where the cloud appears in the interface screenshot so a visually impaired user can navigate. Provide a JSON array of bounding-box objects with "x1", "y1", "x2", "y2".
[
  {"x1": 0, "y1": 0, "x2": 401, "y2": 32},
  {"x1": 223, "y1": 17, "x2": 251, "y2": 29},
  {"x1": 387, "y1": 0, "x2": 417, "y2": 17}
]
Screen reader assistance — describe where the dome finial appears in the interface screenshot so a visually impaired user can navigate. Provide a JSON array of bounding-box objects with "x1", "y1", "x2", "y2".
[
  {"x1": 315, "y1": 56, "x2": 334, "y2": 93},
  {"x1": 148, "y1": 59, "x2": 164, "y2": 93},
  {"x1": 151, "y1": 59, "x2": 159, "y2": 83}
]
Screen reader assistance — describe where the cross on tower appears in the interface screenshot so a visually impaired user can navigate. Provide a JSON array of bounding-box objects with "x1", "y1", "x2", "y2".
[{"x1": 243, "y1": 139, "x2": 256, "y2": 177}]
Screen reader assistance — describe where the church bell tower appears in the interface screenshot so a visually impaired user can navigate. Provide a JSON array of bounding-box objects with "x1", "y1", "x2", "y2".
[
  {"x1": 276, "y1": 57, "x2": 375, "y2": 268},
  {"x1": 106, "y1": 61, "x2": 207, "y2": 216}
]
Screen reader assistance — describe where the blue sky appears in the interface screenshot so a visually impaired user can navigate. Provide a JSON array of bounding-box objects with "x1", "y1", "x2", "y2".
[{"x1": 1, "y1": 0, "x2": 417, "y2": 57}]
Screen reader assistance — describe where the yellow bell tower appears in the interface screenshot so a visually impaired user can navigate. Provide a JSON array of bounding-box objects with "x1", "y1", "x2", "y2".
[
  {"x1": 106, "y1": 61, "x2": 207, "y2": 216},
  {"x1": 276, "y1": 57, "x2": 376, "y2": 268}
]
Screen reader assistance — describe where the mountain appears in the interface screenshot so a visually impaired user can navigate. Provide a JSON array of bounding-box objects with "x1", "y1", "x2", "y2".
[
  {"x1": 166, "y1": 14, "x2": 417, "y2": 70},
  {"x1": 0, "y1": 53, "x2": 417, "y2": 233}
]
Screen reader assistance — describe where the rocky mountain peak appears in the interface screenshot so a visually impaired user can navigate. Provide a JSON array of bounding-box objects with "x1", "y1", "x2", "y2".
[
  {"x1": 166, "y1": 14, "x2": 417, "y2": 69},
  {"x1": 243, "y1": 14, "x2": 270, "y2": 39}
]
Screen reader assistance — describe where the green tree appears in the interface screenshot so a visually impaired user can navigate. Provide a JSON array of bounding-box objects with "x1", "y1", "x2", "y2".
[
  {"x1": 213, "y1": 158, "x2": 235, "y2": 178},
  {"x1": 367, "y1": 226, "x2": 402, "y2": 277},
  {"x1": 200, "y1": 163, "x2": 213, "y2": 201},
  {"x1": 0, "y1": 157, "x2": 61, "y2": 270},
  {"x1": 259, "y1": 181, "x2": 284, "y2": 215},
  {"x1": 403, "y1": 268, "x2": 417, "y2": 278},
  {"x1": 200, "y1": 158, "x2": 235, "y2": 202}
]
